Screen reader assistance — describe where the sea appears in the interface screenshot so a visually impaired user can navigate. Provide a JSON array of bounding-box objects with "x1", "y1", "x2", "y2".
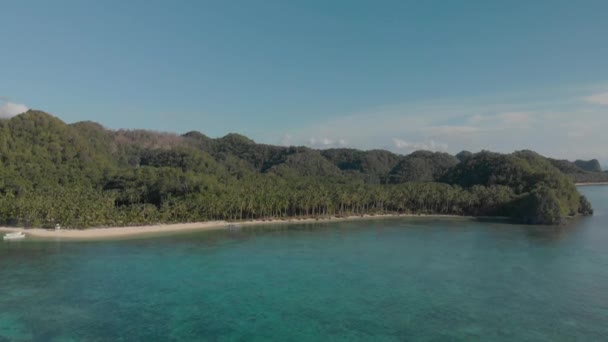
[{"x1": 1, "y1": 186, "x2": 607, "y2": 341}]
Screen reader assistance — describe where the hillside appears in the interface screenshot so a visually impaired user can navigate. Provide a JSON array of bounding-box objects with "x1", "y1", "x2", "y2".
[
  {"x1": 548, "y1": 158, "x2": 608, "y2": 183},
  {"x1": 0, "y1": 110, "x2": 594, "y2": 227}
]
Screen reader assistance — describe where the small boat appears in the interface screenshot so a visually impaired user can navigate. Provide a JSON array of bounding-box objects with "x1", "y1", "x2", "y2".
[{"x1": 3, "y1": 232, "x2": 26, "y2": 241}]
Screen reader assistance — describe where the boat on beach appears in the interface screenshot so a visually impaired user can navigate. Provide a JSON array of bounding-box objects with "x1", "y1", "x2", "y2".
[{"x1": 3, "y1": 232, "x2": 26, "y2": 241}]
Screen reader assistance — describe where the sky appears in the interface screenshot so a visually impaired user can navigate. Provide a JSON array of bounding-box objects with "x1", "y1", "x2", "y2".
[{"x1": 1, "y1": 0, "x2": 608, "y2": 163}]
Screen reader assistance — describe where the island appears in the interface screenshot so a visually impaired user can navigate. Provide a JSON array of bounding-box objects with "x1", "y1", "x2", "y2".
[{"x1": 0, "y1": 110, "x2": 594, "y2": 230}]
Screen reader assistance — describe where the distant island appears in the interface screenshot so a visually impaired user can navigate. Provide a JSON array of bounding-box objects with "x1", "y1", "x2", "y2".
[
  {"x1": 547, "y1": 158, "x2": 608, "y2": 184},
  {"x1": 0, "y1": 110, "x2": 596, "y2": 229}
]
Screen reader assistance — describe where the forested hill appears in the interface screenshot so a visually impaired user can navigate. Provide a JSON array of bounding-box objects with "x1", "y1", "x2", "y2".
[
  {"x1": 547, "y1": 158, "x2": 608, "y2": 183},
  {"x1": 0, "y1": 110, "x2": 594, "y2": 228}
]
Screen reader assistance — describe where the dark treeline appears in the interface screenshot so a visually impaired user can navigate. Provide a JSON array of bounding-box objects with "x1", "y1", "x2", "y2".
[
  {"x1": 548, "y1": 158, "x2": 608, "y2": 183},
  {"x1": 0, "y1": 111, "x2": 594, "y2": 228}
]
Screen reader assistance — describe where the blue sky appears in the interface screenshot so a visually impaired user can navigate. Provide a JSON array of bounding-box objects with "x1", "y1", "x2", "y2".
[{"x1": 1, "y1": 0, "x2": 608, "y2": 162}]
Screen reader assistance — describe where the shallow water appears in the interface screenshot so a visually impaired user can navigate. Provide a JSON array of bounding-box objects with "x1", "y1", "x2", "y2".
[{"x1": 1, "y1": 187, "x2": 607, "y2": 341}]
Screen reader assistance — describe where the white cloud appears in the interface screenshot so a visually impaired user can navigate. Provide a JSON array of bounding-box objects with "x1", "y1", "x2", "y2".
[
  {"x1": 307, "y1": 136, "x2": 348, "y2": 148},
  {"x1": 467, "y1": 111, "x2": 533, "y2": 128},
  {"x1": 321, "y1": 137, "x2": 333, "y2": 146},
  {"x1": 267, "y1": 85, "x2": 608, "y2": 163},
  {"x1": 499, "y1": 111, "x2": 532, "y2": 126},
  {"x1": 392, "y1": 138, "x2": 410, "y2": 149},
  {"x1": 424, "y1": 125, "x2": 480, "y2": 136},
  {"x1": 392, "y1": 138, "x2": 448, "y2": 152},
  {"x1": 566, "y1": 122, "x2": 594, "y2": 138},
  {"x1": 0, "y1": 100, "x2": 28, "y2": 119},
  {"x1": 584, "y1": 92, "x2": 608, "y2": 105},
  {"x1": 279, "y1": 133, "x2": 292, "y2": 146}
]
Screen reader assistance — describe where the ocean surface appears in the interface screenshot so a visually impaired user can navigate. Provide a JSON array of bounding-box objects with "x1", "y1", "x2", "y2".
[{"x1": 1, "y1": 186, "x2": 607, "y2": 341}]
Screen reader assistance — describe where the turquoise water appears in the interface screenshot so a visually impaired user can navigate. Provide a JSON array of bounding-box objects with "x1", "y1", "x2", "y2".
[{"x1": 1, "y1": 187, "x2": 607, "y2": 341}]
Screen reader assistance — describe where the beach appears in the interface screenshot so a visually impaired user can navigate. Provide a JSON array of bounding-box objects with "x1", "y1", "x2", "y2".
[
  {"x1": 575, "y1": 182, "x2": 608, "y2": 186},
  {"x1": 0, "y1": 214, "x2": 468, "y2": 241}
]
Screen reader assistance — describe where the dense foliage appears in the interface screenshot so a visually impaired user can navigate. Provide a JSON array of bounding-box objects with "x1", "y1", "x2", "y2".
[
  {"x1": 0, "y1": 111, "x2": 593, "y2": 228},
  {"x1": 549, "y1": 158, "x2": 608, "y2": 183}
]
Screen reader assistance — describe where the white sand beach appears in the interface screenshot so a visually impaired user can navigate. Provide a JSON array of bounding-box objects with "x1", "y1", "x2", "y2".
[
  {"x1": 0, "y1": 214, "x2": 468, "y2": 241},
  {"x1": 575, "y1": 182, "x2": 608, "y2": 186}
]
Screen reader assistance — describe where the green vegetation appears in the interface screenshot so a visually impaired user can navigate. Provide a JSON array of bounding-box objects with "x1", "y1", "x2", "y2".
[
  {"x1": 0, "y1": 111, "x2": 594, "y2": 228},
  {"x1": 549, "y1": 158, "x2": 608, "y2": 183}
]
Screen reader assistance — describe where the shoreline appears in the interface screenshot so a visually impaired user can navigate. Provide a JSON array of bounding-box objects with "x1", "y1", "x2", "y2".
[
  {"x1": 0, "y1": 214, "x2": 471, "y2": 241},
  {"x1": 575, "y1": 182, "x2": 608, "y2": 186}
]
